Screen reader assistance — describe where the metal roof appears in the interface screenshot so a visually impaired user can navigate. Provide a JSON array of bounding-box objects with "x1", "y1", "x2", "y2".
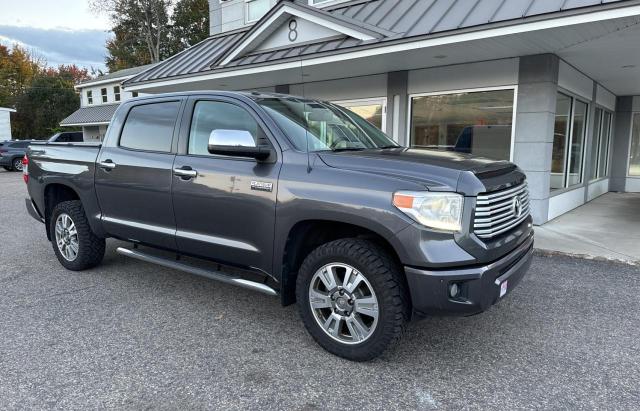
[
  {"x1": 79, "y1": 64, "x2": 157, "y2": 86},
  {"x1": 60, "y1": 104, "x2": 120, "y2": 126},
  {"x1": 125, "y1": 0, "x2": 630, "y2": 86}
]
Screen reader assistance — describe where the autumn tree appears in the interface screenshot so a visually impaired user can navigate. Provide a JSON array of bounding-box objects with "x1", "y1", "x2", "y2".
[
  {"x1": 168, "y1": 0, "x2": 209, "y2": 55},
  {"x1": 0, "y1": 44, "x2": 42, "y2": 108},
  {"x1": 93, "y1": 0, "x2": 210, "y2": 72}
]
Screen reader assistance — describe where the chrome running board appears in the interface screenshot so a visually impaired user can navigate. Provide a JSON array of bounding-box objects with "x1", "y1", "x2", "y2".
[{"x1": 116, "y1": 247, "x2": 278, "y2": 296}]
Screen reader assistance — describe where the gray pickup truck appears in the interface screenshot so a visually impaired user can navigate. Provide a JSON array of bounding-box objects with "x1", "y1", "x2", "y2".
[{"x1": 24, "y1": 91, "x2": 533, "y2": 361}]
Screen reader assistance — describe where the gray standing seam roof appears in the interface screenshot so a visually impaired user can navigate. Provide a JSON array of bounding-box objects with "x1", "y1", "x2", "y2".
[
  {"x1": 79, "y1": 64, "x2": 157, "y2": 85},
  {"x1": 60, "y1": 104, "x2": 120, "y2": 126},
  {"x1": 126, "y1": 0, "x2": 629, "y2": 85}
]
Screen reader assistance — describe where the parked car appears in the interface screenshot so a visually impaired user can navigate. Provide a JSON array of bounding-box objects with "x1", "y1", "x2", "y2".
[
  {"x1": 0, "y1": 140, "x2": 32, "y2": 171},
  {"x1": 48, "y1": 131, "x2": 84, "y2": 143},
  {"x1": 24, "y1": 92, "x2": 533, "y2": 361}
]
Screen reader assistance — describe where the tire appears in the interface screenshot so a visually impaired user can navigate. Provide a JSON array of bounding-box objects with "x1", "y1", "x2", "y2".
[
  {"x1": 12, "y1": 157, "x2": 23, "y2": 172},
  {"x1": 296, "y1": 238, "x2": 410, "y2": 361},
  {"x1": 50, "y1": 200, "x2": 105, "y2": 271}
]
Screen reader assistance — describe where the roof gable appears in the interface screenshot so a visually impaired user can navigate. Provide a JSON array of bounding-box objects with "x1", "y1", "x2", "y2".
[{"x1": 218, "y1": 1, "x2": 386, "y2": 66}]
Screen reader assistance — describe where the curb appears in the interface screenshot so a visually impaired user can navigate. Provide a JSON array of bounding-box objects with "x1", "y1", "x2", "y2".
[{"x1": 533, "y1": 248, "x2": 640, "y2": 267}]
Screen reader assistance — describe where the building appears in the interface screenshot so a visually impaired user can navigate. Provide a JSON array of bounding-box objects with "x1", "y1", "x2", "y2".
[
  {"x1": 121, "y1": 0, "x2": 640, "y2": 225},
  {"x1": 0, "y1": 107, "x2": 15, "y2": 141},
  {"x1": 60, "y1": 65, "x2": 153, "y2": 141}
]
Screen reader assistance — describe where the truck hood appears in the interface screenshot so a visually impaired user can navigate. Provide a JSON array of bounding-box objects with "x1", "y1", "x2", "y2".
[{"x1": 318, "y1": 148, "x2": 519, "y2": 194}]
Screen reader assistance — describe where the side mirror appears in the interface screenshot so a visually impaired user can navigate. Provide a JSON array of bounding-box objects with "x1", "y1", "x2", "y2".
[{"x1": 207, "y1": 129, "x2": 272, "y2": 161}]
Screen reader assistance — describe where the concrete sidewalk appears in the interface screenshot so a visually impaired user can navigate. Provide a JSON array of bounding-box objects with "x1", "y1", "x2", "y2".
[{"x1": 534, "y1": 192, "x2": 640, "y2": 265}]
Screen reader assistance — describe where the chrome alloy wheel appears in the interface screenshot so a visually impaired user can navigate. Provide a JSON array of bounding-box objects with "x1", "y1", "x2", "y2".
[
  {"x1": 308, "y1": 263, "x2": 379, "y2": 344},
  {"x1": 55, "y1": 213, "x2": 79, "y2": 261},
  {"x1": 13, "y1": 158, "x2": 23, "y2": 171}
]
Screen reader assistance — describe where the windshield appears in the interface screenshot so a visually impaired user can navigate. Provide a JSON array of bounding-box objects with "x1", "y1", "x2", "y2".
[{"x1": 256, "y1": 96, "x2": 399, "y2": 152}]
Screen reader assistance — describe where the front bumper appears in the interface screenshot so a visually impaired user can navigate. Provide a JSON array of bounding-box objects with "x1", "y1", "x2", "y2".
[{"x1": 405, "y1": 232, "x2": 533, "y2": 317}]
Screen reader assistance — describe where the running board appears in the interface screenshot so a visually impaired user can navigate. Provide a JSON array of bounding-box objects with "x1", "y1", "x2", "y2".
[{"x1": 116, "y1": 247, "x2": 277, "y2": 296}]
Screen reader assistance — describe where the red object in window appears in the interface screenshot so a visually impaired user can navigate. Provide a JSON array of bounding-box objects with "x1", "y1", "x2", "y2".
[{"x1": 22, "y1": 155, "x2": 29, "y2": 183}]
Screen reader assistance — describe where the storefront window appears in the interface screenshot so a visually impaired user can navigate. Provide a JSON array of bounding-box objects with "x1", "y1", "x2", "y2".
[
  {"x1": 630, "y1": 113, "x2": 640, "y2": 176},
  {"x1": 409, "y1": 89, "x2": 514, "y2": 161},
  {"x1": 589, "y1": 108, "x2": 612, "y2": 180},
  {"x1": 551, "y1": 92, "x2": 588, "y2": 190}
]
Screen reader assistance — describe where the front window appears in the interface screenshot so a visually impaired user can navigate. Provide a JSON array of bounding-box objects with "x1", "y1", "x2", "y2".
[
  {"x1": 630, "y1": 113, "x2": 640, "y2": 176},
  {"x1": 257, "y1": 97, "x2": 398, "y2": 152},
  {"x1": 246, "y1": 0, "x2": 270, "y2": 22},
  {"x1": 101, "y1": 88, "x2": 108, "y2": 103},
  {"x1": 409, "y1": 89, "x2": 514, "y2": 161},
  {"x1": 551, "y1": 92, "x2": 588, "y2": 190},
  {"x1": 589, "y1": 108, "x2": 613, "y2": 180},
  {"x1": 86, "y1": 91, "x2": 93, "y2": 105},
  {"x1": 114, "y1": 86, "x2": 121, "y2": 102}
]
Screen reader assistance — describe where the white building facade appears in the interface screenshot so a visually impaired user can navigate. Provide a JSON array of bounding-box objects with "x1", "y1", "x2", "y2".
[
  {"x1": 121, "y1": 0, "x2": 640, "y2": 225},
  {"x1": 61, "y1": 65, "x2": 152, "y2": 141},
  {"x1": 0, "y1": 107, "x2": 15, "y2": 141}
]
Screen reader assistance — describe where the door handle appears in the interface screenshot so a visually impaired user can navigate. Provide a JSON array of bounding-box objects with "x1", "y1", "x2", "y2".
[
  {"x1": 98, "y1": 160, "x2": 116, "y2": 170},
  {"x1": 173, "y1": 167, "x2": 198, "y2": 179}
]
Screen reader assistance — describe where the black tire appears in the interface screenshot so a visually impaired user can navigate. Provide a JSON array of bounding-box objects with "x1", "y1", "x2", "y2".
[
  {"x1": 12, "y1": 157, "x2": 23, "y2": 172},
  {"x1": 50, "y1": 200, "x2": 105, "y2": 270},
  {"x1": 296, "y1": 238, "x2": 410, "y2": 361}
]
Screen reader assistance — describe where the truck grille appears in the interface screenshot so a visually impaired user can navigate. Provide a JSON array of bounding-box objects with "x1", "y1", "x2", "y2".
[{"x1": 474, "y1": 183, "x2": 529, "y2": 239}]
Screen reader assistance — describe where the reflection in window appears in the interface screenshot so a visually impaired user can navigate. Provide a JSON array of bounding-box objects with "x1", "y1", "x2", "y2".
[
  {"x1": 409, "y1": 89, "x2": 514, "y2": 161},
  {"x1": 335, "y1": 100, "x2": 385, "y2": 131},
  {"x1": 551, "y1": 93, "x2": 571, "y2": 190},
  {"x1": 630, "y1": 113, "x2": 640, "y2": 176}
]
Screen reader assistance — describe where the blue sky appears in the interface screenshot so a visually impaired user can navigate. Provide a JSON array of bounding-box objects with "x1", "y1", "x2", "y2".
[{"x1": 0, "y1": 0, "x2": 111, "y2": 71}]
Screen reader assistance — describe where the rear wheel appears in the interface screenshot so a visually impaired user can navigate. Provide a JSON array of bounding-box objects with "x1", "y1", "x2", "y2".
[
  {"x1": 296, "y1": 238, "x2": 409, "y2": 361},
  {"x1": 50, "y1": 200, "x2": 105, "y2": 270},
  {"x1": 12, "y1": 158, "x2": 22, "y2": 171}
]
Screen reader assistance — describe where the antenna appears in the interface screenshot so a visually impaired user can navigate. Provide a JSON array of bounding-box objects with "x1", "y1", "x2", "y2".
[{"x1": 299, "y1": 59, "x2": 311, "y2": 173}]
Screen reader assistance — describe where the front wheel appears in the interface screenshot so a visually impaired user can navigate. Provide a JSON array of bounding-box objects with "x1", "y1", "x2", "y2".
[
  {"x1": 296, "y1": 238, "x2": 410, "y2": 361},
  {"x1": 50, "y1": 200, "x2": 105, "y2": 270}
]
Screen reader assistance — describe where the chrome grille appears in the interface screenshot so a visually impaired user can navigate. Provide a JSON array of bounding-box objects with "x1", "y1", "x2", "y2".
[{"x1": 474, "y1": 183, "x2": 529, "y2": 239}]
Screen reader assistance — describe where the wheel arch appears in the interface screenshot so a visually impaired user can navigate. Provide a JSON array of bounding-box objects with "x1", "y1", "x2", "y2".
[{"x1": 279, "y1": 219, "x2": 406, "y2": 306}]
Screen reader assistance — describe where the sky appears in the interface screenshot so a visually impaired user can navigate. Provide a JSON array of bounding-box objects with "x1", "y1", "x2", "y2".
[{"x1": 0, "y1": 0, "x2": 112, "y2": 71}]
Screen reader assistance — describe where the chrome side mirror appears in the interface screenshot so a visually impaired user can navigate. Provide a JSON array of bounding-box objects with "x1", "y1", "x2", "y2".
[{"x1": 207, "y1": 129, "x2": 272, "y2": 161}]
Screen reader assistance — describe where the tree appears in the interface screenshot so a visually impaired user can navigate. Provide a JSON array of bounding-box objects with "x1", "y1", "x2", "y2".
[
  {"x1": 93, "y1": 0, "x2": 210, "y2": 71},
  {"x1": 0, "y1": 44, "x2": 42, "y2": 108},
  {"x1": 13, "y1": 75, "x2": 79, "y2": 139},
  {"x1": 91, "y1": 0, "x2": 172, "y2": 71},
  {"x1": 168, "y1": 0, "x2": 210, "y2": 55}
]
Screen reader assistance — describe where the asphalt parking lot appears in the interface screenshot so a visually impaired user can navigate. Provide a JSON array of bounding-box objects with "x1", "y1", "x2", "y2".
[{"x1": 1, "y1": 169, "x2": 639, "y2": 410}]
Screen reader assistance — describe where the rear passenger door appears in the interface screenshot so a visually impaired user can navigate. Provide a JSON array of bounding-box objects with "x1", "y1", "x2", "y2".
[{"x1": 95, "y1": 99, "x2": 183, "y2": 249}]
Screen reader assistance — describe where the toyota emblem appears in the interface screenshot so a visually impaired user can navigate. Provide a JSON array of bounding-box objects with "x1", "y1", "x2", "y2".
[{"x1": 512, "y1": 197, "x2": 522, "y2": 218}]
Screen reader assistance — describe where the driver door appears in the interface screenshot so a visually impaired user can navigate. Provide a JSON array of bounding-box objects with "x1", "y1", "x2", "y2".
[{"x1": 171, "y1": 97, "x2": 281, "y2": 274}]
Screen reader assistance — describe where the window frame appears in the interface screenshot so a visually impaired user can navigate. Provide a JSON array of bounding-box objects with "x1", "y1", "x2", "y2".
[
  {"x1": 407, "y1": 85, "x2": 518, "y2": 162},
  {"x1": 332, "y1": 97, "x2": 388, "y2": 133},
  {"x1": 551, "y1": 90, "x2": 590, "y2": 192},
  {"x1": 628, "y1": 111, "x2": 640, "y2": 177},
  {"x1": 117, "y1": 100, "x2": 183, "y2": 154},
  {"x1": 245, "y1": 0, "x2": 270, "y2": 23},
  {"x1": 101, "y1": 88, "x2": 108, "y2": 104},
  {"x1": 114, "y1": 86, "x2": 121, "y2": 102},
  {"x1": 589, "y1": 106, "x2": 614, "y2": 182},
  {"x1": 181, "y1": 97, "x2": 279, "y2": 163},
  {"x1": 86, "y1": 90, "x2": 93, "y2": 105}
]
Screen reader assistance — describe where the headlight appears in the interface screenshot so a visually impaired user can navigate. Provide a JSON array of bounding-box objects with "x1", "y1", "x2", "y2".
[{"x1": 393, "y1": 191, "x2": 464, "y2": 232}]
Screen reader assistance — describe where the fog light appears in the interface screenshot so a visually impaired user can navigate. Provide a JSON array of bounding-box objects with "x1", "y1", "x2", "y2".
[{"x1": 449, "y1": 282, "x2": 460, "y2": 298}]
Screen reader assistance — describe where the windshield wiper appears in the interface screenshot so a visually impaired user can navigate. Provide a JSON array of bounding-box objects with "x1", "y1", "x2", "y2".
[{"x1": 331, "y1": 147, "x2": 366, "y2": 152}]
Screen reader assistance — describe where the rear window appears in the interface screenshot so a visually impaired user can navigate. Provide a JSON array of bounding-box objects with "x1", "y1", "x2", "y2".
[{"x1": 119, "y1": 102, "x2": 180, "y2": 152}]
